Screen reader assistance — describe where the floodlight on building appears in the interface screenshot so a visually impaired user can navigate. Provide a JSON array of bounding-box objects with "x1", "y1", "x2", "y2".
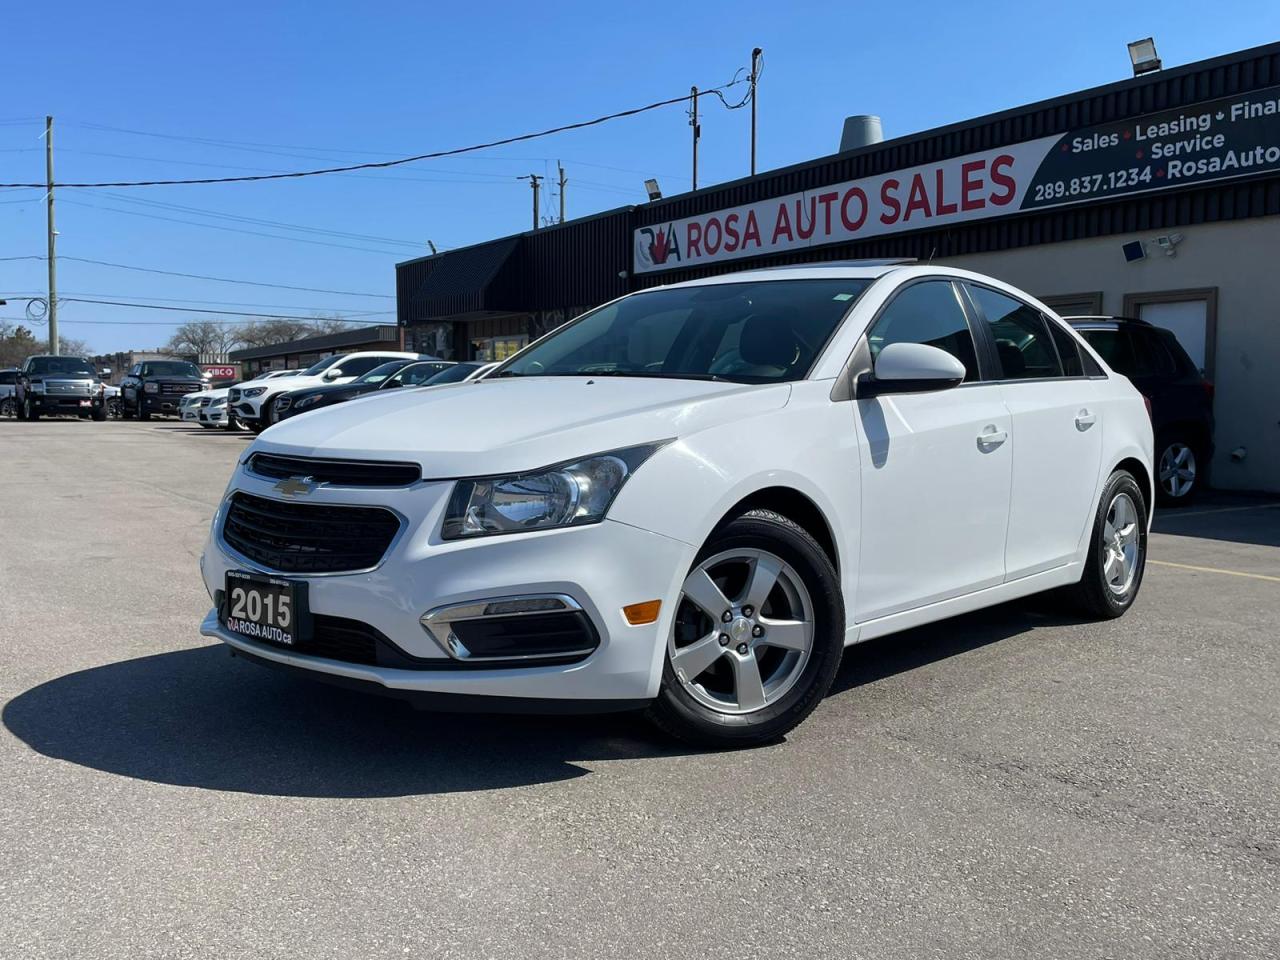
[
  {"x1": 644, "y1": 179, "x2": 662, "y2": 202},
  {"x1": 1128, "y1": 38, "x2": 1162, "y2": 76}
]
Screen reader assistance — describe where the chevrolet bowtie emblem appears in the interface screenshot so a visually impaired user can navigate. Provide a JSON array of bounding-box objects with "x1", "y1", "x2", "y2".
[{"x1": 273, "y1": 475, "x2": 323, "y2": 497}]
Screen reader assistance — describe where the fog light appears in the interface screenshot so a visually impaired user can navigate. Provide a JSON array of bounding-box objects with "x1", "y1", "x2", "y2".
[{"x1": 622, "y1": 600, "x2": 662, "y2": 625}]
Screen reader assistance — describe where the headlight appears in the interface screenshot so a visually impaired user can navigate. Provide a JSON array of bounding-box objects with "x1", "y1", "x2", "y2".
[
  {"x1": 30, "y1": 381, "x2": 45, "y2": 392},
  {"x1": 441, "y1": 442, "x2": 668, "y2": 540},
  {"x1": 242, "y1": 387, "x2": 268, "y2": 398},
  {"x1": 144, "y1": 382, "x2": 159, "y2": 394},
  {"x1": 295, "y1": 394, "x2": 324, "y2": 410}
]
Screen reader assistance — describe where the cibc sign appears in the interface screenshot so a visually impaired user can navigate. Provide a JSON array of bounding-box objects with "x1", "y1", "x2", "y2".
[
  {"x1": 634, "y1": 85, "x2": 1280, "y2": 274},
  {"x1": 201, "y1": 364, "x2": 238, "y2": 380}
]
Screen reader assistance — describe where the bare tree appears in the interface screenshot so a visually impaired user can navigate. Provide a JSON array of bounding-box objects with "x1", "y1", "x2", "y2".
[
  {"x1": 234, "y1": 318, "x2": 317, "y2": 349},
  {"x1": 164, "y1": 319, "x2": 241, "y2": 358}
]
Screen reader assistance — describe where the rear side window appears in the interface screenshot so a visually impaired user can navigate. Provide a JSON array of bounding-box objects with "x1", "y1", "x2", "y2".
[
  {"x1": 0, "y1": 371, "x2": 15, "y2": 385},
  {"x1": 967, "y1": 285, "x2": 1062, "y2": 380},
  {"x1": 1130, "y1": 330, "x2": 1177, "y2": 377},
  {"x1": 1045, "y1": 318, "x2": 1085, "y2": 377},
  {"x1": 867, "y1": 280, "x2": 980, "y2": 381},
  {"x1": 1078, "y1": 329, "x2": 1135, "y2": 375}
]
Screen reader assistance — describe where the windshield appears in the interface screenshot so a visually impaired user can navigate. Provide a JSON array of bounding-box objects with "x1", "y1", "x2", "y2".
[
  {"x1": 27, "y1": 357, "x2": 96, "y2": 377},
  {"x1": 140, "y1": 361, "x2": 201, "y2": 378},
  {"x1": 389, "y1": 362, "x2": 452, "y2": 386},
  {"x1": 301, "y1": 356, "x2": 342, "y2": 377},
  {"x1": 495, "y1": 278, "x2": 873, "y2": 383},
  {"x1": 355, "y1": 360, "x2": 409, "y2": 385},
  {"x1": 423, "y1": 363, "x2": 478, "y2": 385}
]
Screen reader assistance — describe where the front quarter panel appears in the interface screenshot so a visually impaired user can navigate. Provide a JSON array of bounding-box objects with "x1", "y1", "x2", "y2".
[{"x1": 608, "y1": 380, "x2": 861, "y2": 634}]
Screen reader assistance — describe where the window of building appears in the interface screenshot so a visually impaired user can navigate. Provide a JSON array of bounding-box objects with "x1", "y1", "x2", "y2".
[
  {"x1": 471, "y1": 336, "x2": 528, "y2": 362},
  {"x1": 866, "y1": 280, "x2": 979, "y2": 381}
]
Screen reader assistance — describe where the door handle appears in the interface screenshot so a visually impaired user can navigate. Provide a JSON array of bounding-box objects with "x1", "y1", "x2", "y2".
[
  {"x1": 976, "y1": 426, "x2": 1008, "y2": 451},
  {"x1": 1075, "y1": 409, "x2": 1097, "y2": 431}
]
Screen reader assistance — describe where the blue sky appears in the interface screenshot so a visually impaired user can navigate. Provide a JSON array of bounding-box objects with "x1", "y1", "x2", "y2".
[{"x1": 2, "y1": 0, "x2": 1277, "y2": 354}]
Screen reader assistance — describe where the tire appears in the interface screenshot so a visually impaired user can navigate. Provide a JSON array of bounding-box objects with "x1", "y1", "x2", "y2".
[
  {"x1": 1061, "y1": 470, "x2": 1148, "y2": 619},
  {"x1": 91, "y1": 405, "x2": 107, "y2": 421},
  {"x1": 0, "y1": 397, "x2": 13, "y2": 418},
  {"x1": 22, "y1": 396, "x2": 39, "y2": 421},
  {"x1": 1155, "y1": 433, "x2": 1202, "y2": 506},
  {"x1": 645, "y1": 509, "x2": 845, "y2": 748},
  {"x1": 136, "y1": 402, "x2": 151, "y2": 422},
  {"x1": 248, "y1": 419, "x2": 267, "y2": 434},
  {"x1": 106, "y1": 399, "x2": 121, "y2": 419}
]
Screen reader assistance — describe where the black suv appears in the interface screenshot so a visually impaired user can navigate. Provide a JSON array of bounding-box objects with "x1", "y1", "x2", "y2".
[
  {"x1": 1067, "y1": 316, "x2": 1214, "y2": 505},
  {"x1": 13, "y1": 355, "x2": 109, "y2": 421},
  {"x1": 120, "y1": 359, "x2": 206, "y2": 420}
]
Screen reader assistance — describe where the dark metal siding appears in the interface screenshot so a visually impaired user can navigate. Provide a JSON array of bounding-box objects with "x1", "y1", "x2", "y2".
[{"x1": 523, "y1": 208, "x2": 631, "y2": 309}]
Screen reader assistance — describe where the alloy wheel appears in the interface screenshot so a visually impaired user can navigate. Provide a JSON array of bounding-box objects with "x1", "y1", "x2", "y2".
[
  {"x1": 1101, "y1": 492, "x2": 1142, "y2": 596},
  {"x1": 1158, "y1": 442, "x2": 1197, "y2": 498},
  {"x1": 668, "y1": 548, "x2": 814, "y2": 715}
]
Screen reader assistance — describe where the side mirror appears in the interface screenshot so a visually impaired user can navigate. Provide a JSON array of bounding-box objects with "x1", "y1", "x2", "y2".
[
  {"x1": 322, "y1": 367, "x2": 343, "y2": 381},
  {"x1": 100, "y1": 367, "x2": 112, "y2": 378},
  {"x1": 857, "y1": 342, "x2": 966, "y2": 399}
]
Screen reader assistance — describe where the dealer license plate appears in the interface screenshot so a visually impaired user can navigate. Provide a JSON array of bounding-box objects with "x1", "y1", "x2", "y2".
[{"x1": 222, "y1": 571, "x2": 309, "y2": 646}]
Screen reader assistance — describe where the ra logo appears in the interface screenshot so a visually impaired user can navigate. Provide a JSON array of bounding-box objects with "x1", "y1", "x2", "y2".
[{"x1": 638, "y1": 225, "x2": 681, "y2": 266}]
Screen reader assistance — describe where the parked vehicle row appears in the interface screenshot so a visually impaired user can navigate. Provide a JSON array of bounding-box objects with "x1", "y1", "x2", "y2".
[{"x1": 197, "y1": 263, "x2": 1160, "y2": 748}]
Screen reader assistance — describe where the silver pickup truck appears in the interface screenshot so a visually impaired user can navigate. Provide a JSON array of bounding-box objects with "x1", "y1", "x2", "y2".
[{"x1": 13, "y1": 355, "x2": 110, "y2": 421}]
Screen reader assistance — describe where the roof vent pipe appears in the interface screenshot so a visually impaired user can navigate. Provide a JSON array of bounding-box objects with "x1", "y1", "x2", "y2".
[{"x1": 839, "y1": 115, "x2": 884, "y2": 153}]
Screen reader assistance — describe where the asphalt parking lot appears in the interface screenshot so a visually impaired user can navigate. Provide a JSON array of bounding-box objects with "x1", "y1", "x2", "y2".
[{"x1": 1, "y1": 418, "x2": 1277, "y2": 960}]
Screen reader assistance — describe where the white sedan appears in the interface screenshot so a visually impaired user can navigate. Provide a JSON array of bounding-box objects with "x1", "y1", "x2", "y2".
[{"x1": 199, "y1": 264, "x2": 1152, "y2": 747}]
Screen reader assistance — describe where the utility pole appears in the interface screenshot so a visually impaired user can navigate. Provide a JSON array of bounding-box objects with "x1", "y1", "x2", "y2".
[
  {"x1": 518, "y1": 173, "x2": 543, "y2": 230},
  {"x1": 690, "y1": 86, "x2": 700, "y2": 191},
  {"x1": 750, "y1": 48, "x2": 762, "y2": 176},
  {"x1": 557, "y1": 162, "x2": 567, "y2": 224},
  {"x1": 44, "y1": 115, "x2": 58, "y2": 355}
]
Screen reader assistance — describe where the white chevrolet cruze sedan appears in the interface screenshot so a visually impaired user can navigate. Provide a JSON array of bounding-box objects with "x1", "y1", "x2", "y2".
[{"x1": 199, "y1": 264, "x2": 1152, "y2": 747}]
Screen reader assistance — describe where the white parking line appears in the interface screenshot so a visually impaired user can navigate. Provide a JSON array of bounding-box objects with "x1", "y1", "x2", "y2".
[{"x1": 1148, "y1": 559, "x2": 1280, "y2": 584}]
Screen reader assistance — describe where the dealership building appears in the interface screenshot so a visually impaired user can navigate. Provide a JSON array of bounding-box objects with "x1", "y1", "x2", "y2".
[{"x1": 397, "y1": 41, "x2": 1280, "y2": 493}]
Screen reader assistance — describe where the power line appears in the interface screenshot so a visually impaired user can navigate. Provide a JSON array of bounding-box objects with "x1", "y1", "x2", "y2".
[
  {"x1": 0, "y1": 82, "x2": 745, "y2": 189},
  {"x1": 96, "y1": 191, "x2": 424, "y2": 246},
  {"x1": 2, "y1": 288, "x2": 394, "y2": 314},
  {"x1": 0, "y1": 255, "x2": 394, "y2": 297},
  {"x1": 56, "y1": 297, "x2": 398, "y2": 321},
  {"x1": 59, "y1": 198, "x2": 414, "y2": 255}
]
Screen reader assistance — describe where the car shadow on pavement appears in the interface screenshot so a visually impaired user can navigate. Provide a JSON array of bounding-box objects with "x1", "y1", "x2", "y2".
[
  {"x1": 1152, "y1": 497, "x2": 1280, "y2": 549},
  {"x1": 829, "y1": 595, "x2": 1093, "y2": 698},
  {"x1": 2, "y1": 645, "x2": 689, "y2": 798},
  {"x1": 3, "y1": 597, "x2": 1091, "y2": 799}
]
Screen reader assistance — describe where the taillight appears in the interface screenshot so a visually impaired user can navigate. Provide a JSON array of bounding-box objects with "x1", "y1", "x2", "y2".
[
  {"x1": 1203, "y1": 380, "x2": 1215, "y2": 406},
  {"x1": 1142, "y1": 395, "x2": 1153, "y2": 421}
]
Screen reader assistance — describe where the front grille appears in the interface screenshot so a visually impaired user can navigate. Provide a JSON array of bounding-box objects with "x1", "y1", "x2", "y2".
[
  {"x1": 222, "y1": 491, "x2": 401, "y2": 573},
  {"x1": 248, "y1": 453, "x2": 421, "y2": 487},
  {"x1": 275, "y1": 395, "x2": 293, "y2": 412},
  {"x1": 199, "y1": 397, "x2": 212, "y2": 408},
  {"x1": 308, "y1": 616, "x2": 379, "y2": 665},
  {"x1": 162, "y1": 382, "x2": 201, "y2": 397}
]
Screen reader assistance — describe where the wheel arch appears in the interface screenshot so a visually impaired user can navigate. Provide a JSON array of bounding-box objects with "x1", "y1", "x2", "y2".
[
  {"x1": 711, "y1": 486, "x2": 840, "y2": 574},
  {"x1": 1115, "y1": 456, "x2": 1153, "y2": 517}
]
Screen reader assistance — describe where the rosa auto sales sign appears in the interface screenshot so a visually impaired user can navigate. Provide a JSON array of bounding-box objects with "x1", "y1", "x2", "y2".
[{"x1": 634, "y1": 85, "x2": 1280, "y2": 274}]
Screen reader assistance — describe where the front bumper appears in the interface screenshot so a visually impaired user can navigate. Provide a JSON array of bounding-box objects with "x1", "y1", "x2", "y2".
[
  {"x1": 199, "y1": 408, "x2": 229, "y2": 424},
  {"x1": 140, "y1": 395, "x2": 190, "y2": 415},
  {"x1": 199, "y1": 474, "x2": 692, "y2": 703},
  {"x1": 32, "y1": 394, "x2": 102, "y2": 413}
]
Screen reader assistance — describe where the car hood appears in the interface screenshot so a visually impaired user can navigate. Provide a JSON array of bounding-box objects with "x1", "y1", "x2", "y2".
[{"x1": 254, "y1": 376, "x2": 791, "y2": 478}]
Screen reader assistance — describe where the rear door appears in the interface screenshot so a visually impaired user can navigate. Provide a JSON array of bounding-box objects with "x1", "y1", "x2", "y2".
[
  {"x1": 964, "y1": 284, "x2": 1103, "y2": 578},
  {"x1": 853, "y1": 278, "x2": 1012, "y2": 622}
]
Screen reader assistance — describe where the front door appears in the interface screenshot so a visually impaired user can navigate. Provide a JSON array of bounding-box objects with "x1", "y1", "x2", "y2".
[
  {"x1": 854, "y1": 279, "x2": 1013, "y2": 623},
  {"x1": 964, "y1": 283, "x2": 1103, "y2": 578}
]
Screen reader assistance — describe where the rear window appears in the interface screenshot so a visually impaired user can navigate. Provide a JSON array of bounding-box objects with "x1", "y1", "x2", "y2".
[{"x1": 1079, "y1": 329, "x2": 1136, "y2": 376}]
